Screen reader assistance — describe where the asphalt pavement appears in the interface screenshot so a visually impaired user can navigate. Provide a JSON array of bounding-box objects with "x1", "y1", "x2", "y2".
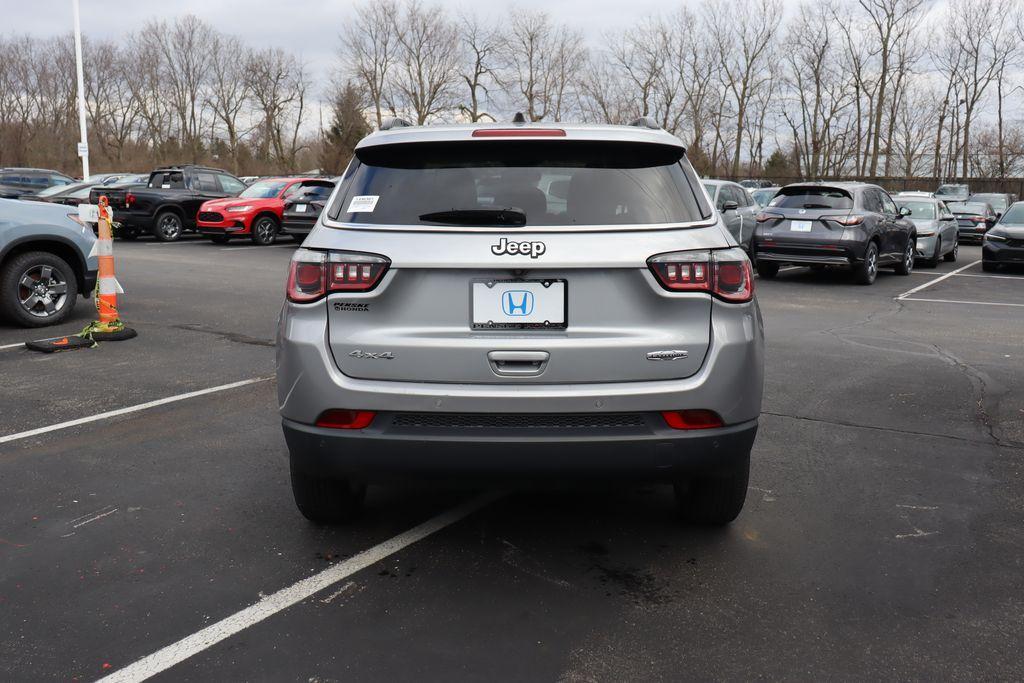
[{"x1": 1, "y1": 238, "x2": 1022, "y2": 681}]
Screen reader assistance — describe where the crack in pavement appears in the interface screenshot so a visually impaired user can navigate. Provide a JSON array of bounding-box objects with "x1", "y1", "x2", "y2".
[{"x1": 171, "y1": 323, "x2": 275, "y2": 348}]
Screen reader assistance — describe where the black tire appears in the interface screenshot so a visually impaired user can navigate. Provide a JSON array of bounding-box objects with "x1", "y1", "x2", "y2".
[
  {"x1": 290, "y1": 459, "x2": 366, "y2": 523},
  {"x1": 674, "y1": 452, "x2": 750, "y2": 525},
  {"x1": 944, "y1": 239, "x2": 958, "y2": 262},
  {"x1": 853, "y1": 241, "x2": 879, "y2": 285},
  {"x1": 0, "y1": 251, "x2": 79, "y2": 328},
  {"x1": 982, "y1": 260, "x2": 999, "y2": 273},
  {"x1": 923, "y1": 238, "x2": 941, "y2": 268},
  {"x1": 756, "y1": 261, "x2": 779, "y2": 279},
  {"x1": 894, "y1": 237, "x2": 914, "y2": 275},
  {"x1": 152, "y1": 211, "x2": 183, "y2": 242},
  {"x1": 251, "y1": 215, "x2": 279, "y2": 246},
  {"x1": 209, "y1": 235, "x2": 230, "y2": 245}
]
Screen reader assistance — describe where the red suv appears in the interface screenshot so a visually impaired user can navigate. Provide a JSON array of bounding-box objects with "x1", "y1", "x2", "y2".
[{"x1": 197, "y1": 177, "x2": 331, "y2": 245}]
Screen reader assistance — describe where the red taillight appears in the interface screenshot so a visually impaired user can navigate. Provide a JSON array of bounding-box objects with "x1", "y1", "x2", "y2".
[
  {"x1": 286, "y1": 249, "x2": 389, "y2": 302},
  {"x1": 315, "y1": 409, "x2": 376, "y2": 429},
  {"x1": 125, "y1": 192, "x2": 136, "y2": 207},
  {"x1": 970, "y1": 216, "x2": 987, "y2": 223},
  {"x1": 821, "y1": 214, "x2": 865, "y2": 226},
  {"x1": 471, "y1": 128, "x2": 566, "y2": 137},
  {"x1": 661, "y1": 410, "x2": 724, "y2": 430},
  {"x1": 648, "y1": 248, "x2": 754, "y2": 302}
]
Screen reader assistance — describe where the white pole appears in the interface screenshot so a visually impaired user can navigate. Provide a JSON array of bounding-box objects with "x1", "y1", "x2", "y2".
[{"x1": 72, "y1": 0, "x2": 90, "y2": 179}]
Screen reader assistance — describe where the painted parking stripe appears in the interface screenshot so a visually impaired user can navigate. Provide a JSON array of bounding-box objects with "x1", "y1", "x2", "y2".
[
  {"x1": 0, "y1": 342, "x2": 25, "y2": 350},
  {"x1": 0, "y1": 377, "x2": 270, "y2": 445},
  {"x1": 901, "y1": 297, "x2": 1024, "y2": 308},
  {"x1": 894, "y1": 260, "x2": 981, "y2": 300},
  {"x1": 99, "y1": 491, "x2": 503, "y2": 683}
]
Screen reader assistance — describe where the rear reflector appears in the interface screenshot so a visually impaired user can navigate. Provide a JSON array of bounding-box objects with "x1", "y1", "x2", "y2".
[
  {"x1": 315, "y1": 409, "x2": 376, "y2": 429},
  {"x1": 471, "y1": 129, "x2": 566, "y2": 137},
  {"x1": 661, "y1": 410, "x2": 724, "y2": 430}
]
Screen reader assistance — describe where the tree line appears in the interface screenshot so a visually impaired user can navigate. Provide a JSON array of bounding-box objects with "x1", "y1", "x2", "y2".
[{"x1": 1, "y1": 0, "x2": 1022, "y2": 180}]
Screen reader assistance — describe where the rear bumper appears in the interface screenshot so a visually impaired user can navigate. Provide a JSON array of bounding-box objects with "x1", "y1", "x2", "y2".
[
  {"x1": 280, "y1": 217, "x2": 317, "y2": 235},
  {"x1": 283, "y1": 416, "x2": 757, "y2": 481},
  {"x1": 958, "y1": 226, "x2": 988, "y2": 241}
]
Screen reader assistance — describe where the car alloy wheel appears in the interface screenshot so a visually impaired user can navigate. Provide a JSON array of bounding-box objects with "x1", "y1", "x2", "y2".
[
  {"x1": 18, "y1": 263, "x2": 68, "y2": 319},
  {"x1": 866, "y1": 248, "x2": 877, "y2": 278},
  {"x1": 157, "y1": 214, "x2": 182, "y2": 241},
  {"x1": 252, "y1": 217, "x2": 278, "y2": 245}
]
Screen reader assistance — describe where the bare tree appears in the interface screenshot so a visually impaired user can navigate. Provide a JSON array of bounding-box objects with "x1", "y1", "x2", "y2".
[
  {"x1": 343, "y1": 0, "x2": 399, "y2": 128},
  {"x1": 500, "y1": 10, "x2": 584, "y2": 122},
  {"x1": 457, "y1": 12, "x2": 502, "y2": 122},
  {"x1": 207, "y1": 34, "x2": 251, "y2": 174},
  {"x1": 390, "y1": 0, "x2": 461, "y2": 124},
  {"x1": 247, "y1": 48, "x2": 309, "y2": 170}
]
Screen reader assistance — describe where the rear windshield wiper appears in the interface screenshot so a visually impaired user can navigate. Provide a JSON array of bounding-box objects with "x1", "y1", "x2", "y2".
[{"x1": 418, "y1": 208, "x2": 527, "y2": 226}]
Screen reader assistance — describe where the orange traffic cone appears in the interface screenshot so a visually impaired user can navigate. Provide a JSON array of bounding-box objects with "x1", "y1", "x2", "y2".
[{"x1": 80, "y1": 195, "x2": 136, "y2": 342}]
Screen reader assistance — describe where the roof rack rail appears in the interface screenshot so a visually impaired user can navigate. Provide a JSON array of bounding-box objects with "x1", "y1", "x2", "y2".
[
  {"x1": 380, "y1": 117, "x2": 413, "y2": 131},
  {"x1": 628, "y1": 116, "x2": 660, "y2": 130}
]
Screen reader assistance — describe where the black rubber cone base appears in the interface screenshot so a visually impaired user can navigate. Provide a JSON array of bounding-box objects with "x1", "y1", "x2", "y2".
[
  {"x1": 90, "y1": 327, "x2": 138, "y2": 342},
  {"x1": 25, "y1": 335, "x2": 95, "y2": 353}
]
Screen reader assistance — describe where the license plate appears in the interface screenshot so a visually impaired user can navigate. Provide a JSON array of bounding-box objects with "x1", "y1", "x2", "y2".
[
  {"x1": 790, "y1": 220, "x2": 813, "y2": 232},
  {"x1": 471, "y1": 280, "x2": 567, "y2": 329},
  {"x1": 294, "y1": 204, "x2": 307, "y2": 213}
]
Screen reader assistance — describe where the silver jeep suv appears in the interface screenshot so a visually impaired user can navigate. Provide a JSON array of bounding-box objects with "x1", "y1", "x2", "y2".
[{"x1": 276, "y1": 119, "x2": 764, "y2": 525}]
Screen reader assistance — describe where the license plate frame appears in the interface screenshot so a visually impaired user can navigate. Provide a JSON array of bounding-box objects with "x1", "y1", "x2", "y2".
[
  {"x1": 470, "y1": 279, "x2": 568, "y2": 330},
  {"x1": 790, "y1": 220, "x2": 813, "y2": 232},
  {"x1": 294, "y1": 204, "x2": 308, "y2": 213}
]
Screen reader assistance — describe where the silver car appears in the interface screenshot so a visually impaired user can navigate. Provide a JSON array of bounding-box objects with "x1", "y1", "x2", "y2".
[
  {"x1": 702, "y1": 179, "x2": 759, "y2": 250},
  {"x1": 894, "y1": 195, "x2": 959, "y2": 267},
  {"x1": 276, "y1": 120, "x2": 764, "y2": 525}
]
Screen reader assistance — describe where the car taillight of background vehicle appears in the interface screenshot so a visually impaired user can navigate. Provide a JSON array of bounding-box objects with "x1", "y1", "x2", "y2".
[
  {"x1": 125, "y1": 192, "x2": 136, "y2": 208},
  {"x1": 648, "y1": 247, "x2": 753, "y2": 303},
  {"x1": 286, "y1": 248, "x2": 390, "y2": 302},
  {"x1": 969, "y1": 216, "x2": 987, "y2": 224}
]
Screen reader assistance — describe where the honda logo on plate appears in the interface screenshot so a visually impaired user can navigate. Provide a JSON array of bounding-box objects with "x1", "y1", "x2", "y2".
[{"x1": 501, "y1": 290, "x2": 534, "y2": 316}]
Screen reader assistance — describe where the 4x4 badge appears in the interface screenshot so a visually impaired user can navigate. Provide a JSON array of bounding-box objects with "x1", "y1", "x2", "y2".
[
  {"x1": 646, "y1": 349, "x2": 689, "y2": 361},
  {"x1": 349, "y1": 350, "x2": 395, "y2": 360},
  {"x1": 491, "y1": 237, "x2": 546, "y2": 259}
]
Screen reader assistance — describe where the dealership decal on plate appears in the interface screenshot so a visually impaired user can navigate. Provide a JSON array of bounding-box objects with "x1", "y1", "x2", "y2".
[
  {"x1": 294, "y1": 204, "x2": 307, "y2": 212},
  {"x1": 790, "y1": 220, "x2": 813, "y2": 231}
]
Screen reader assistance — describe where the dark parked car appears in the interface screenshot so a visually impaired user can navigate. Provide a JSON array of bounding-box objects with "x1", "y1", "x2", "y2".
[
  {"x1": 703, "y1": 179, "x2": 758, "y2": 250},
  {"x1": 753, "y1": 182, "x2": 916, "y2": 285},
  {"x1": 280, "y1": 179, "x2": 336, "y2": 239},
  {"x1": 0, "y1": 198, "x2": 98, "y2": 327},
  {"x1": 20, "y1": 181, "x2": 98, "y2": 207},
  {"x1": 947, "y1": 201, "x2": 997, "y2": 243},
  {"x1": 935, "y1": 183, "x2": 970, "y2": 203},
  {"x1": 982, "y1": 201, "x2": 1024, "y2": 272},
  {"x1": 0, "y1": 168, "x2": 76, "y2": 199},
  {"x1": 89, "y1": 165, "x2": 247, "y2": 241},
  {"x1": 967, "y1": 192, "x2": 1016, "y2": 218}
]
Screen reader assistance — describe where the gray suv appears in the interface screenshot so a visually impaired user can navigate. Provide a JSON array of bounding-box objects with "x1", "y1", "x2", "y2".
[
  {"x1": 0, "y1": 199, "x2": 98, "y2": 327},
  {"x1": 276, "y1": 120, "x2": 764, "y2": 525}
]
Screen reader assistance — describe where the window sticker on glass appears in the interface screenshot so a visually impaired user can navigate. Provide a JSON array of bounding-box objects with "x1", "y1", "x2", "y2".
[{"x1": 347, "y1": 195, "x2": 379, "y2": 213}]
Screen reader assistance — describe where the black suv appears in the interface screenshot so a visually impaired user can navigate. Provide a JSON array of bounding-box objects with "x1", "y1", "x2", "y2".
[
  {"x1": 752, "y1": 182, "x2": 916, "y2": 285},
  {"x1": 0, "y1": 168, "x2": 76, "y2": 199}
]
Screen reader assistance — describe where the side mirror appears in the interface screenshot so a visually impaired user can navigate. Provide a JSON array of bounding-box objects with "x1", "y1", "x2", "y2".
[
  {"x1": 721, "y1": 200, "x2": 738, "y2": 212},
  {"x1": 899, "y1": 206, "x2": 912, "y2": 217}
]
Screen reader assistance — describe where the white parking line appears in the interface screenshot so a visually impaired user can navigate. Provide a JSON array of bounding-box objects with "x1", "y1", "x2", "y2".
[
  {"x1": 901, "y1": 297, "x2": 1024, "y2": 308},
  {"x1": 908, "y1": 271, "x2": 1021, "y2": 280},
  {"x1": 894, "y1": 260, "x2": 981, "y2": 300},
  {"x1": 99, "y1": 491, "x2": 503, "y2": 683},
  {"x1": 0, "y1": 377, "x2": 270, "y2": 445},
  {"x1": 0, "y1": 342, "x2": 25, "y2": 350}
]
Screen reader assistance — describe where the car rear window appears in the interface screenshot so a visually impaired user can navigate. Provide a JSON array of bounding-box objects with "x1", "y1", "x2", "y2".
[
  {"x1": 895, "y1": 200, "x2": 936, "y2": 219},
  {"x1": 952, "y1": 202, "x2": 987, "y2": 215},
  {"x1": 149, "y1": 171, "x2": 185, "y2": 189},
  {"x1": 327, "y1": 140, "x2": 710, "y2": 227},
  {"x1": 769, "y1": 186, "x2": 854, "y2": 210}
]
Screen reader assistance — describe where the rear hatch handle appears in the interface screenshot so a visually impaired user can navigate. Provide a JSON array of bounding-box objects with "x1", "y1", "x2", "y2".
[{"x1": 487, "y1": 350, "x2": 549, "y2": 377}]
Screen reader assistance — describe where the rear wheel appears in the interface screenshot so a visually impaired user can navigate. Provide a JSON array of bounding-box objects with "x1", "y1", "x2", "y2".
[
  {"x1": 853, "y1": 242, "x2": 879, "y2": 285},
  {"x1": 674, "y1": 452, "x2": 750, "y2": 525},
  {"x1": 153, "y1": 211, "x2": 183, "y2": 242},
  {"x1": 0, "y1": 251, "x2": 79, "y2": 328},
  {"x1": 924, "y1": 238, "x2": 941, "y2": 268},
  {"x1": 944, "y1": 240, "x2": 958, "y2": 262},
  {"x1": 756, "y1": 261, "x2": 779, "y2": 279},
  {"x1": 251, "y1": 216, "x2": 278, "y2": 246},
  {"x1": 290, "y1": 459, "x2": 366, "y2": 523},
  {"x1": 894, "y1": 238, "x2": 914, "y2": 275}
]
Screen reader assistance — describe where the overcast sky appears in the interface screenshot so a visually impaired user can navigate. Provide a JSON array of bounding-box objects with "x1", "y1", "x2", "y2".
[{"x1": 19, "y1": 0, "x2": 683, "y2": 90}]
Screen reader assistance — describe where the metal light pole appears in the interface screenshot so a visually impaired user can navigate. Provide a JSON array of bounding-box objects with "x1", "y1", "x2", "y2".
[{"x1": 72, "y1": 0, "x2": 90, "y2": 179}]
